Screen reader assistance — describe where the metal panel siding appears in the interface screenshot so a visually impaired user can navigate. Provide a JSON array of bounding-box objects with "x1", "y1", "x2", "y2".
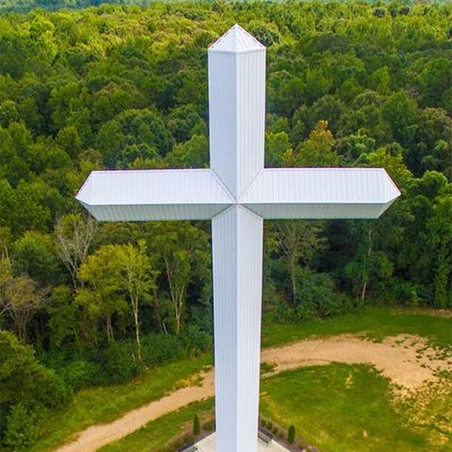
[
  {"x1": 242, "y1": 168, "x2": 401, "y2": 219},
  {"x1": 212, "y1": 207, "x2": 238, "y2": 451},
  {"x1": 236, "y1": 50, "x2": 266, "y2": 197},
  {"x1": 245, "y1": 203, "x2": 390, "y2": 219},
  {"x1": 75, "y1": 169, "x2": 234, "y2": 221},
  {"x1": 212, "y1": 206, "x2": 263, "y2": 452},
  {"x1": 82, "y1": 203, "x2": 231, "y2": 222},
  {"x1": 209, "y1": 24, "x2": 265, "y2": 54},
  {"x1": 209, "y1": 36, "x2": 265, "y2": 198},
  {"x1": 209, "y1": 51, "x2": 238, "y2": 196}
]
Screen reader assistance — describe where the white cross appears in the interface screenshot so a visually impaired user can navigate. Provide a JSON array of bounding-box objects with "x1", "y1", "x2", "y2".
[{"x1": 76, "y1": 25, "x2": 400, "y2": 452}]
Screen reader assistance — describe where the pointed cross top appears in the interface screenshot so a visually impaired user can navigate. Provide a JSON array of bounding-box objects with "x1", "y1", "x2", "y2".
[{"x1": 209, "y1": 24, "x2": 265, "y2": 54}]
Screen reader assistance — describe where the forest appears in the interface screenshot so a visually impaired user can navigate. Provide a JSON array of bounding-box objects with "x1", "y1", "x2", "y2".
[{"x1": 0, "y1": 1, "x2": 451, "y2": 450}]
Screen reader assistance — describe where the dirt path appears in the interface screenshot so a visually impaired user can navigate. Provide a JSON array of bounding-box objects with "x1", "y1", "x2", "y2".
[{"x1": 54, "y1": 334, "x2": 452, "y2": 452}]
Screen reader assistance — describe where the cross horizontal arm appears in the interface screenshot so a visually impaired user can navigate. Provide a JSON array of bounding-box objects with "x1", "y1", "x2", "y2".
[
  {"x1": 241, "y1": 168, "x2": 401, "y2": 219},
  {"x1": 76, "y1": 169, "x2": 234, "y2": 221}
]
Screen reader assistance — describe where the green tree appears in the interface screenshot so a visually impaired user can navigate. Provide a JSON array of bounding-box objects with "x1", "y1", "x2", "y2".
[
  {"x1": 285, "y1": 121, "x2": 342, "y2": 168},
  {"x1": 271, "y1": 220, "x2": 327, "y2": 304},
  {"x1": 12, "y1": 232, "x2": 61, "y2": 287},
  {"x1": 0, "y1": 256, "x2": 48, "y2": 342},
  {"x1": 76, "y1": 245, "x2": 126, "y2": 342},
  {"x1": 0, "y1": 330, "x2": 68, "y2": 408},
  {"x1": 118, "y1": 241, "x2": 158, "y2": 359},
  {"x1": 3, "y1": 404, "x2": 39, "y2": 452},
  {"x1": 146, "y1": 223, "x2": 210, "y2": 334},
  {"x1": 55, "y1": 214, "x2": 97, "y2": 287}
]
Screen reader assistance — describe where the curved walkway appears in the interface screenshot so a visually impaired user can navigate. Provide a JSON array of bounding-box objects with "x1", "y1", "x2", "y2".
[{"x1": 54, "y1": 334, "x2": 452, "y2": 452}]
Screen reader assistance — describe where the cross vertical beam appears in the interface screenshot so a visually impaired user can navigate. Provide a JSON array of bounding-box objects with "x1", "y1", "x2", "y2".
[
  {"x1": 209, "y1": 25, "x2": 266, "y2": 198},
  {"x1": 212, "y1": 206, "x2": 264, "y2": 452}
]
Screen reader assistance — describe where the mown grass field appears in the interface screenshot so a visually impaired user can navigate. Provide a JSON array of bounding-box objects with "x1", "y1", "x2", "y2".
[
  {"x1": 261, "y1": 364, "x2": 452, "y2": 452},
  {"x1": 96, "y1": 362, "x2": 452, "y2": 452},
  {"x1": 262, "y1": 307, "x2": 452, "y2": 348},
  {"x1": 35, "y1": 307, "x2": 452, "y2": 452},
  {"x1": 98, "y1": 400, "x2": 214, "y2": 452}
]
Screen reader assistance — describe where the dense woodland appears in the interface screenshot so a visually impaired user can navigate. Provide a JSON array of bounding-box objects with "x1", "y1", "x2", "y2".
[{"x1": 0, "y1": 1, "x2": 451, "y2": 450}]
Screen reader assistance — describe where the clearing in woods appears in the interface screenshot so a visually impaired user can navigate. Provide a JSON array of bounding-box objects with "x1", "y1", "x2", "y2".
[
  {"x1": 53, "y1": 332, "x2": 452, "y2": 452},
  {"x1": 32, "y1": 308, "x2": 452, "y2": 452}
]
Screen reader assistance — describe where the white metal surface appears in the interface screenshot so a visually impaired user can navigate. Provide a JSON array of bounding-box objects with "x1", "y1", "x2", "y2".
[
  {"x1": 209, "y1": 25, "x2": 266, "y2": 198},
  {"x1": 76, "y1": 24, "x2": 401, "y2": 452},
  {"x1": 242, "y1": 168, "x2": 401, "y2": 219},
  {"x1": 212, "y1": 206, "x2": 263, "y2": 452},
  {"x1": 75, "y1": 169, "x2": 234, "y2": 221},
  {"x1": 209, "y1": 23, "x2": 264, "y2": 54}
]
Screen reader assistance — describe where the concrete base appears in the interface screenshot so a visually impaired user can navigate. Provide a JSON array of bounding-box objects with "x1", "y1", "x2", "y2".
[{"x1": 196, "y1": 433, "x2": 291, "y2": 452}]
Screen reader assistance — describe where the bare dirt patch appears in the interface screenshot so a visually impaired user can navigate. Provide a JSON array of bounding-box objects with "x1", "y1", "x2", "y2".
[
  {"x1": 262, "y1": 334, "x2": 452, "y2": 391},
  {"x1": 53, "y1": 334, "x2": 452, "y2": 452}
]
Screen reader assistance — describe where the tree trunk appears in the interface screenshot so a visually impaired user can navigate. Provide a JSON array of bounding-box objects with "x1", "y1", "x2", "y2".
[
  {"x1": 106, "y1": 314, "x2": 114, "y2": 342},
  {"x1": 133, "y1": 304, "x2": 141, "y2": 360},
  {"x1": 152, "y1": 288, "x2": 163, "y2": 333},
  {"x1": 360, "y1": 228, "x2": 373, "y2": 301},
  {"x1": 290, "y1": 255, "x2": 297, "y2": 305}
]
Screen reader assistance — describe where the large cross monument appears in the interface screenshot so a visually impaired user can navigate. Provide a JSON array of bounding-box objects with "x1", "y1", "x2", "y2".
[{"x1": 76, "y1": 25, "x2": 400, "y2": 452}]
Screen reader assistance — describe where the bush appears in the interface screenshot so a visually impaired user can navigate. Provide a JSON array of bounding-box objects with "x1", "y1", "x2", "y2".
[
  {"x1": 35, "y1": 368, "x2": 72, "y2": 408},
  {"x1": 141, "y1": 333, "x2": 185, "y2": 368},
  {"x1": 295, "y1": 269, "x2": 336, "y2": 319},
  {"x1": 183, "y1": 324, "x2": 213, "y2": 356},
  {"x1": 288, "y1": 425, "x2": 296, "y2": 444},
  {"x1": 193, "y1": 414, "x2": 201, "y2": 435},
  {"x1": 59, "y1": 359, "x2": 105, "y2": 391},
  {"x1": 99, "y1": 340, "x2": 142, "y2": 384},
  {"x1": 0, "y1": 331, "x2": 71, "y2": 410},
  {"x1": 3, "y1": 404, "x2": 39, "y2": 452},
  {"x1": 202, "y1": 419, "x2": 214, "y2": 431}
]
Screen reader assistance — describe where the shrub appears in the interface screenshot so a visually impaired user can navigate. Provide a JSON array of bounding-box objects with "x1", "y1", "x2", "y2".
[
  {"x1": 288, "y1": 425, "x2": 296, "y2": 444},
  {"x1": 202, "y1": 419, "x2": 214, "y2": 431},
  {"x1": 183, "y1": 324, "x2": 213, "y2": 356},
  {"x1": 3, "y1": 404, "x2": 39, "y2": 452},
  {"x1": 59, "y1": 359, "x2": 105, "y2": 391},
  {"x1": 141, "y1": 333, "x2": 185, "y2": 368},
  {"x1": 0, "y1": 331, "x2": 71, "y2": 410},
  {"x1": 295, "y1": 269, "x2": 335, "y2": 319},
  {"x1": 193, "y1": 414, "x2": 201, "y2": 435},
  {"x1": 183, "y1": 433, "x2": 193, "y2": 443},
  {"x1": 99, "y1": 340, "x2": 142, "y2": 384},
  {"x1": 35, "y1": 368, "x2": 72, "y2": 408}
]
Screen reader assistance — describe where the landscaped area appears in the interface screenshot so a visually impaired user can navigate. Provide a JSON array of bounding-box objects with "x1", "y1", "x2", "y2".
[{"x1": 30, "y1": 307, "x2": 451, "y2": 452}]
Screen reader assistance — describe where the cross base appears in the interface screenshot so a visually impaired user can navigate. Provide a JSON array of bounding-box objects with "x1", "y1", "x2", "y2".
[{"x1": 195, "y1": 433, "x2": 292, "y2": 452}]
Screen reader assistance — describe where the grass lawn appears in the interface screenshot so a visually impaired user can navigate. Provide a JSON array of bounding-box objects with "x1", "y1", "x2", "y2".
[
  {"x1": 260, "y1": 364, "x2": 452, "y2": 452},
  {"x1": 32, "y1": 356, "x2": 212, "y2": 452},
  {"x1": 93, "y1": 362, "x2": 452, "y2": 452},
  {"x1": 262, "y1": 307, "x2": 452, "y2": 348},
  {"x1": 35, "y1": 307, "x2": 451, "y2": 451},
  {"x1": 98, "y1": 400, "x2": 214, "y2": 452}
]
